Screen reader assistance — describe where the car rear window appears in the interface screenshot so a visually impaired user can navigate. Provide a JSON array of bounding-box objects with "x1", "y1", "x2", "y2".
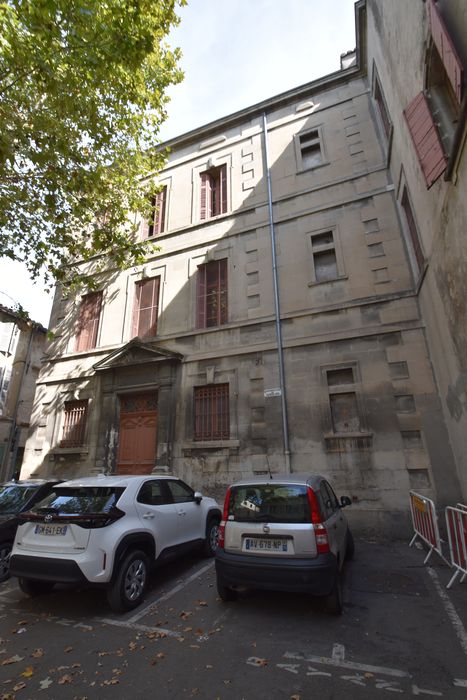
[
  {"x1": 0, "y1": 485, "x2": 40, "y2": 514},
  {"x1": 228, "y1": 484, "x2": 311, "y2": 523},
  {"x1": 32, "y1": 487, "x2": 125, "y2": 516}
]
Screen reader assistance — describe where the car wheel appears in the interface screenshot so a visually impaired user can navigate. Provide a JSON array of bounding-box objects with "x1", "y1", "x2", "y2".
[
  {"x1": 325, "y1": 572, "x2": 343, "y2": 615},
  {"x1": 0, "y1": 542, "x2": 12, "y2": 583},
  {"x1": 203, "y1": 519, "x2": 220, "y2": 557},
  {"x1": 345, "y1": 529, "x2": 355, "y2": 561},
  {"x1": 107, "y1": 549, "x2": 148, "y2": 613},
  {"x1": 18, "y1": 578, "x2": 55, "y2": 596},
  {"x1": 217, "y1": 578, "x2": 237, "y2": 602}
]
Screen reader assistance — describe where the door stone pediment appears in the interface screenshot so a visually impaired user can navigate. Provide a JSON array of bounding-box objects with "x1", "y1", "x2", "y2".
[{"x1": 93, "y1": 339, "x2": 183, "y2": 372}]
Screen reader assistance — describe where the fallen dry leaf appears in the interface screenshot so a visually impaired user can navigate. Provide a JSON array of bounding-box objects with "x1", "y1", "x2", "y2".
[
  {"x1": 179, "y1": 611, "x2": 192, "y2": 620},
  {"x1": 13, "y1": 682, "x2": 26, "y2": 692},
  {"x1": 63, "y1": 646, "x2": 73, "y2": 654},
  {"x1": 39, "y1": 677, "x2": 53, "y2": 690},
  {"x1": 31, "y1": 649, "x2": 44, "y2": 659},
  {"x1": 58, "y1": 674, "x2": 73, "y2": 685},
  {"x1": 102, "y1": 679, "x2": 119, "y2": 686},
  {"x1": 1, "y1": 656, "x2": 24, "y2": 666},
  {"x1": 128, "y1": 642, "x2": 137, "y2": 651},
  {"x1": 291, "y1": 695, "x2": 301, "y2": 700},
  {"x1": 196, "y1": 600, "x2": 208, "y2": 607},
  {"x1": 21, "y1": 666, "x2": 34, "y2": 678}
]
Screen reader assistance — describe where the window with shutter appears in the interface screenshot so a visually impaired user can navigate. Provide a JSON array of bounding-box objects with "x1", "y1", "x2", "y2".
[
  {"x1": 60, "y1": 400, "x2": 89, "y2": 448},
  {"x1": 141, "y1": 187, "x2": 167, "y2": 238},
  {"x1": 133, "y1": 277, "x2": 160, "y2": 339},
  {"x1": 194, "y1": 384, "x2": 230, "y2": 440},
  {"x1": 197, "y1": 259, "x2": 228, "y2": 328},
  {"x1": 199, "y1": 165, "x2": 227, "y2": 220},
  {"x1": 428, "y1": 0, "x2": 463, "y2": 104},
  {"x1": 74, "y1": 292, "x2": 102, "y2": 352},
  {"x1": 404, "y1": 92, "x2": 447, "y2": 188}
]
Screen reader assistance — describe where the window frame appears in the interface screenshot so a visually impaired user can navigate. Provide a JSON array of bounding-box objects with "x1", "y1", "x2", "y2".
[
  {"x1": 196, "y1": 258, "x2": 228, "y2": 329},
  {"x1": 141, "y1": 185, "x2": 167, "y2": 239},
  {"x1": 74, "y1": 291, "x2": 102, "y2": 352},
  {"x1": 200, "y1": 164, "x2": 228, "y2": 220},
  {"x1": 308, "y1": 228, "x2": 346, "y2": 286},
  {"x1": 322, "y1": 363, "x2": 367, "y2": 436},
  {"x1": 59, "y1": 399, "x2": 89, "y2": 449},
  {"x1": 193, "y1": 383, "x2": 230, "y2": 442},
  {"x1": 371, "y1": 64, "x2": 393, "y2": 155},
  {"x1": 132, "y1": 276, "x2": 161, "y2": 339},
  {"x1": 295, "y1": 125, "x2": 327, "y2": 172},
  {"x1": 397, "y1": 178, "x2": 425, "y2": 282}
]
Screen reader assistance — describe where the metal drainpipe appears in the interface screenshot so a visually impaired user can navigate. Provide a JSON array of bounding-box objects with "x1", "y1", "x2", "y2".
[{"x1": 261, "y1": 112, "x2": 291, "y2": 474}]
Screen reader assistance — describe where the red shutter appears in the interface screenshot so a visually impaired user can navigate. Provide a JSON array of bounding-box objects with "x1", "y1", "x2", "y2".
[
  {"x1": 219, "y1": 258, "x2": 228, "y2": 325},
  {"x1": 197, "y1": 265, "x2": 207, "y2": 328},
  {"x1": 200, "y1": 172, "x2": 210, "y2": 220},
  {"x1": 404, "y1": 92, "x2": 447, "y2": 187},
  {"x1": 140, "y1": 208, "x2": 150, "y2": 239},
  {"x1": 428, "y1": 0, "x2": 463, "y2": 104},
  {"x1": 75, "y1": 292, "x2": 102, "y2": 351},
  {"x1": 220, "y1": 164, "x2": 227, "y2": 214}
]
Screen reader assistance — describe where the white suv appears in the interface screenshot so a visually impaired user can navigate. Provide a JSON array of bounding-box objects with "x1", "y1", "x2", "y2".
[
  {"x1": 10, "y1": 474, "x2": 221, "y2": 612},
  {"x1": 215, "y1": 474, "x2": 354, "y2": 614}
]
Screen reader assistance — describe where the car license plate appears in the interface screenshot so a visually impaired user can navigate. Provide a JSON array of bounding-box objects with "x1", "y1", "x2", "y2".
[
  {"x1": 243, "y1": 537, "x2": 288, "y2": 552},
  {"x1": 34, "y1": 524, "x2": 67, "y2": 536}
]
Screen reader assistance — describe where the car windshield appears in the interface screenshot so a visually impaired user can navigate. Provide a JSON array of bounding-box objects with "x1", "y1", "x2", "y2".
[
  {"x1": 0, "y1": 484, "x2": 40, "y2": 515},
  {"x1": 32, "y1": 487, "x2": 125, "y2": 516},
  {"x1": 228, "y1": 484, "x2": 311, "y2": 523}
]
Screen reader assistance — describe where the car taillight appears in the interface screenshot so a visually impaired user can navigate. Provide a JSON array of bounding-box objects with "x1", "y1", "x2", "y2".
[
  {"x1": 218, "y1": 487, "x2": 232, "y2": 550},
  {"x1": 307, "y1": 487, "x2": 330, "y2": 554}
]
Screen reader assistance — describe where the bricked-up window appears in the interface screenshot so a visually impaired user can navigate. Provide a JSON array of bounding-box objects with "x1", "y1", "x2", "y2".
[
  {"x1": 132, "y1": 277, "x2": 160, "y2": 339},
  {"x1": 311, "y1": 231, "x2": 338, "y2": 282},
  {"x1": 299, "y1": 129, "x2": 323, "y2": 169},
  {"x1": 326, "y1": 367, "x2": 362, "y2": 433},
  {"x1": 200, "y1": 165, "x2": 227, "y2": 220},
  {"x1": 194, "y1": 384, "x2": 229, "y2": 441},
  {"x1": 197, "y1": 259, "x2": 228, "y2": 328},
  {"x1": 401, "y1": 187, "x2": 425, "y2": 275},
  {"x1": 141, "y1": 187, "x2": 166, "y2": 238},
  {"x1": 374, "y1": 72, "x2": 392, "y2": 140},
  {"x1": 60, "y1": 400, "x2": 88, "y2": 448},
  {"x1": 75, "y1": 292, "x2": 102, "y2": 352}
]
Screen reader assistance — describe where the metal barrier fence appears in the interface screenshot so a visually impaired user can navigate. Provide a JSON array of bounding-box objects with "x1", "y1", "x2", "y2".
[
  {"x1": 409, "y1": 491, "x2": 446, "y2": 564},
  {"x1": 446, "y1": 505, "x2": 467, "y2": 589}
]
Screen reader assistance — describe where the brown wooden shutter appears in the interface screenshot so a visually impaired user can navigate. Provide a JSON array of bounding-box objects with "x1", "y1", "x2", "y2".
[
  {"x1": 153, "y1": 187, "x2": 166, "y2": 235},
  {"x1": 140, "y1": 208, "x2": 150, "y2": 239},
  {"x1": 75, "y1": 292, "x2": 102, "y2": 351},
  {"x1": 200, "y1": 172, "x2": 210, "y2": 220},
  {"x1": 403, "y1": 92, "x2": 447, "y2": 187},
  {"x1": 220, "y1": 164, "x2": 227, "y2": 214},
  {"x1": 428, "y1": 0, "x2": 463, "y2": 104},
  {"x1": 134, "y1": 277, "x2": 160, "y2": 338},
  {"x1": 196, "y1": 264, "x2": 207, "y2": 328},
  {"x1": 219, "y1": 258, "x2": 228, "y2": 325}
]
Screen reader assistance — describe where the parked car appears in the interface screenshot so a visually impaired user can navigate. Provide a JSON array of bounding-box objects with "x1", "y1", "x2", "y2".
[
  {"x1": 10, "y1": 474, "x2": 222, "y2": 612},
  {"x1": 0, "y1": 479, "x2": 61, "y2": 583},
  {"x1": 215, "y1": 474, "x2": 354, "y2": 614}
]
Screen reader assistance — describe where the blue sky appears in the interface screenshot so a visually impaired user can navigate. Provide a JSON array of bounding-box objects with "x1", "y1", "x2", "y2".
[{"x1": 0, "y1": 0, "x2": 357, "y2": 326}]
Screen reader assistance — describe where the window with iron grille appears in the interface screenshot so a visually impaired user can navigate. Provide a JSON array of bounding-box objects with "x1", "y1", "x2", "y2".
[
  {"x1": 197, "y1": 259, "x2": 228, "y2": 328},
  {"x1": 60, "y1": 400, "x2": 89, "y2": 448},
  {"x1": 194, "y1": 384, "x2": 230, "y2": 441},
  {"x1": 132, "y1": 277, "x2": 160, "y2": 338},
  {"x1": 141, "y1": 187, "x2": 167, "y2": 238},
  {"x1": 74, "y1": 291, "x2": 102, "y2": 352},
  {"x1": 200, "y1": 165, "x2": 227, "y2": 219}
]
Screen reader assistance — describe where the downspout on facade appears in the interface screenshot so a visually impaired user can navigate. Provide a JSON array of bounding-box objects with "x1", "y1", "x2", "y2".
[{"x1": 261, "y1": 112, "x2": 291, "y2": 474}]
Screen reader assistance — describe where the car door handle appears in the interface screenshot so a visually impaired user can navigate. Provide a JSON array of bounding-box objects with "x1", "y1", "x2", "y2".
[{"x1": 142, "y1": 513, "x2": 155, "y2": 519}]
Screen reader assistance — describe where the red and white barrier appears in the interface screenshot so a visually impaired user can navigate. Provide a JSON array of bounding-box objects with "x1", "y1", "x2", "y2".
[
  {"x1": 409, "y1": 491, "x2": 446, "y2": 564},
  {"x1": 445, "y1": 504, "x2": 467, "y2": 589}
]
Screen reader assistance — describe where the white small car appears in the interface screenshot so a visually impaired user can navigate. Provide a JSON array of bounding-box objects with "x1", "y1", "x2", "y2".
[
  {"x1": 215, "y1": 474, "x2": 354, "y2": 614},
  {"x1": 10, "y1": 474, "x2": 221, "y2": 612}
]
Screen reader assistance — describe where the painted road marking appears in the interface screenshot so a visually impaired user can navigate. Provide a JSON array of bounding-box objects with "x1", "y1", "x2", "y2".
[
  {"x1": 283, "y1": 650, "x2": 411, "y2": 678},
  {"x1": 125, "y1": 559, "x2": 215, "y2": 624},
  {"x1": 427, "y1": 567, "x2": 467, "y2": 657},
  {"x1": 332, "y1": 643, "x2": 345, "y2": 661},
  {"x1": 453, "y1": 679, "x2": 467, "y2": 688},
  {"x1": 100, "y1": 618, "x2": 182, "y2": 638},
  {"x1": 412, "y1": 686, "x2": 442, "y2": 696}
]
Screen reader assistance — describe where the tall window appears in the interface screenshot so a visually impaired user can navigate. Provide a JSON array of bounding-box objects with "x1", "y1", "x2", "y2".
[
  {"x1": 326, "y1": 367, "x2": 362, "y2": 433},
  {"x1": 298, "y1": 129, "x2": 324, "y2": 169},
  {"x1": 60, "y1": 400, "x2": 88, "y2": 448},
  {"x1": 194, "y1": 384, "x2": 229, "y2": 440},
  {"x1": 373, "y1": 72, "x2": 392, "y2": 140},
  {"x1": 200, "y1": 165, "x2": 227, "y2": 219},
  {"x1": 141, "y1": 187, "x2": 166, "y2": 238},
  {"x1": 311, "y1": 231, "x2": 338, "y2": 282},
  {"x1": 401, "y1": 187, "x2": 424, "y2": 276},
  {"x1": 197, "y1": 259, "x2": 228, "y2": 328},
  {"x1": 133, "y1": 277, "x2": 160, "y2": 339},
  {"x1": 75, "y1": 292, "x2": 102, "y2": 352}
]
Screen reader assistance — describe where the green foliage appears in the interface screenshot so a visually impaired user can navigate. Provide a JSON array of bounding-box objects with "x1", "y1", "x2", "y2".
[{"x1": 0, "y1": 0, "x2": 184, "y2": 288}]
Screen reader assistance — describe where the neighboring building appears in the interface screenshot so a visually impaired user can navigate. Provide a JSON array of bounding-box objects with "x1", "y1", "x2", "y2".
[
  {"x1": 0, "y1": 306, "x2": 47, "y2": 481},
  {"x1": 20, "y1": 0, "x2": 466, "y2": 533}
]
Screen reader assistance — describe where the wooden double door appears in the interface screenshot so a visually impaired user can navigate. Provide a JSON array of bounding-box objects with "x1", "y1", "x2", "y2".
[{"x1": 116, "y1": 393, "x2": 158, "y2": 475}]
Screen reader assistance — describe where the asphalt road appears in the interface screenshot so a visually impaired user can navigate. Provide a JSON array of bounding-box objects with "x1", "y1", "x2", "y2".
[{"x1": 0, "y1": 537, "x2": 466, "y2": 699}]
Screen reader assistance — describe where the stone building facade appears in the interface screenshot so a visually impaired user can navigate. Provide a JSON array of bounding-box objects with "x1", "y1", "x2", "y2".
[
  {"x1": 0, "y1": 305, "x2": 46, "y2": 481},
  {"x1": 20, "y1": 0, "x2": 465, "y2": 532}
]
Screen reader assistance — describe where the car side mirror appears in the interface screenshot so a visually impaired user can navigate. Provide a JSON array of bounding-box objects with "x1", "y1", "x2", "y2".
[
  {"x1": 194, "y1": 491, "x2": 203, "y2": 504},
  {"x1": 340, "y1": 495, "x2": 352, "y2": 508}
]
